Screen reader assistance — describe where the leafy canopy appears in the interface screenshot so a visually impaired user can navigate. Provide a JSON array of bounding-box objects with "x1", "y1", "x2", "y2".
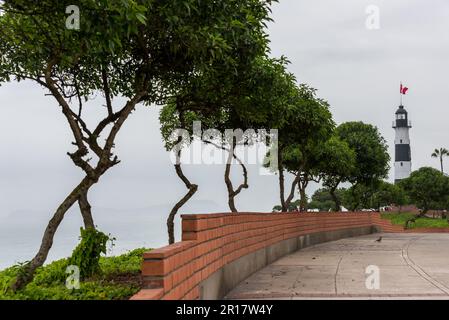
[
  {"x1": 336, "y1": 122, "x2": 390, "y2": 185},
  {"x1": 0, "y1": 0, "x2": 275, "y2": 100},
  {"x1": 399, "y1": 167, "x2": 449, "y2": 212}
]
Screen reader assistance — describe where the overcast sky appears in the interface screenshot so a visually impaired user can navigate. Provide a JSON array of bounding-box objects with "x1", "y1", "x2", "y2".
[{"x1": 1, "y1": 0, "x2": 448, "y2": 263}]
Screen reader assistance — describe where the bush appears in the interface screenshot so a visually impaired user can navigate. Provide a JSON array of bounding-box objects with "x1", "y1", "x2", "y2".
[
  {"x1": 68, "y1": 228, "x2": 113, "y2": 280},
  {"x1": 0, "y1": 248, "x2": 150, "y2": 300}
]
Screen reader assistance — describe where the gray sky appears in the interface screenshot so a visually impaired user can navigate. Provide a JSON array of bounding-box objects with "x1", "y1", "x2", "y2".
[{"x1": 1, "y1": 0, "x2": 448, "y2": 263}]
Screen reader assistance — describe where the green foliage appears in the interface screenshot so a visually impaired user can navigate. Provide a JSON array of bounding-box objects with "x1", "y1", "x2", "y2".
[
  {"x1": 273, "y1": 199, "x2": 304, "y2": 212},
  {"x1": 381, "y1": 213, "x2": 449, "y2": 229},
  {"x1": 309, "y1": 188, "x2": 347, "y2": 211},
  {"x1": 0, "y1": 0, "x2": 278, "y2": 287},
  {"x1": 263, "y1": 82, "x2": 335, "y2": 212},
  {"x1": 0, "y1": 248, "x2": 149, "y2": 300},
  {"x1": 279, "y1": 87, "x2": 334, "y2": 173},
  {"x1": 33, "y1": 259, "x2": 69, "y2": 286},
  {"x1": 0, "y1": 0, "x2": 144, "y2": 95},
  {"x1": 230, "y1": 56, "x2": 298, "y2": 131},
  {"x1": 280, "y1": 85, "x2": 335, "y2": 152},
  {"x1": 0, "y1": 0, "x2": 274, "y2": 96},
  {"x1": 336, "y1": 122, "x2": 390, "y2": 185},
  {"x1": 371, "y1": 181, "x2": 408, "y2": 209},
  {"x1": 160, "y1": 56, "x2": 296, "y2": 154},
  {"x1": 319, "y1": 137, "x2": 356, "y2": 181},
  {"x1": 280, "y1": 90, "x2": 334, "y2": 211},
  {"x1": 308, "y1": 199, "x2": 334, "y2": 212},
  {"x1": 342, "y1": 183, "x2": 375, "y2": 211},
  {"x1": 318, "y1": 136, "x2": 356, "y2": 210},
  {"x1": 341, "y1": 180, "x2": 408, "y2": 211},
  {"x1": 399, "y1": 167, "x2": 449, "y2": 213},
  {"x1": 99, "y1": 248, "x2": 147, "y2": 276},
  {"x1": 0, "y1": 265, "x2": 22, "y2": 296},
  {"x1": 68, "y1": 228, "x2": 114, "y2": 280}
]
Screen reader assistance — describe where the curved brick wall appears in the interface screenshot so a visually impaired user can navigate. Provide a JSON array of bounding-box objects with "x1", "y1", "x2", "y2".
[{"x1": 131, "y1": 212, "x2": 399, "y2": 300}]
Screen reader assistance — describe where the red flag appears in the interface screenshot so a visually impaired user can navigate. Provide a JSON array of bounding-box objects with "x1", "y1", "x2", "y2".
[{"x1": 400, "y1": 84, "x2": 409, "y2": 95}]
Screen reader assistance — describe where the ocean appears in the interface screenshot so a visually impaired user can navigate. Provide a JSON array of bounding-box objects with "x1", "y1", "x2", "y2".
[{"x1": 0, "y1": 205, "x2": 185, "y2": 270}]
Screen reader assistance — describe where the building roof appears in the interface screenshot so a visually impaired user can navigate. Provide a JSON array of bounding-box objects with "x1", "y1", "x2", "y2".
[{"x1": 396, "y1": 105, "x2": 407, "y2": 114}]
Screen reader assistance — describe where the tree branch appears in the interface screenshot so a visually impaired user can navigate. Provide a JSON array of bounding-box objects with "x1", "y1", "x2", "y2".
[{"x1": 101, "y1": 66, "x2": 113, "y2": 117}]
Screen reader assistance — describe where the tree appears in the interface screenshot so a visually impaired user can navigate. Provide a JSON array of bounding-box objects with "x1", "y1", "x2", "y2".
[
  {"x1": 157, "y1": 1, "x2": 276, "y2": 240},
  {"x1": 1, "y1": 0, "x2": 275, "y2": 288},
  {"x1": 281, "y1": 143, "x2": 322, "y2": 212},
  {"x1": 164, "y1": 56, "x2": 293, "y2": 216},
  {"x1": 275, "y1": 85, "x2": 335, "y2": 212},
  {"x1": 159, "y1": 106, "x2": 200, "y2": 245},
  {"x1": 218, "y1": 57, "x2": 294, "y2": 213},
  {"x1": 399, "y1": 167, "x2": 449, "y2": 215},
  {"x1": 334, "y1": 122, "x2": 390, "y2": 211},
  {"x1": 341, "y1": 180, "x2": 407, "y2": 212},
  {"x1": 272, "y1": 201, "x2": 299, "y2": 212},
  {"x1": 342, "y1": 183, "x2": 376, "y2": 211},
  {"x1": 319, "y1": 136, "x2": 356, "y2": 211},
  {"x1": 1, "y1": 0, "x2": 151, "y2": 289},
  {"x1": 431, "y1": 148, "x2": 449, "y2": 174},
  {"x1": 336, "y1": 122, "x2": 390, "y2": 186},
  {"x1": 309, "y1": 188, "x2": 347, "y2": 211},
  {"x1": 371, "y1": 181, "x2": 408, "y2": 211}
]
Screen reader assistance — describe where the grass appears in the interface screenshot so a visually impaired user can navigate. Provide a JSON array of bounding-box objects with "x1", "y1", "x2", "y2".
[
  {"x1": 0, "y1": 248, "x2": 150, "y2": 300},
  {"x1": 381, "y1": 212, "x2": 449, "y2": 229}
]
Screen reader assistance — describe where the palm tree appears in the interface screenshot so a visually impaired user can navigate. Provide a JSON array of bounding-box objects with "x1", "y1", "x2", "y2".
[{"x1": 431, "y1": 148, "x2": 449, "y2": 174}]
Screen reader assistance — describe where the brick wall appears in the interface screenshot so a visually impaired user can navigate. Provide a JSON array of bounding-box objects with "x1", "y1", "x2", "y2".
[
  {"x1": 370, "y1": 213, "x2": 404, "y2": 233},
  {"x1": 131, "y1": 212, "x2": 398, "y2": 300}
]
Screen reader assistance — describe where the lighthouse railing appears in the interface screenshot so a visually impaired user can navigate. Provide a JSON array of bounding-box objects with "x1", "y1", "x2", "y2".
[{"x1": 392, "y1": 120, "x2": 412, "y2": 128}]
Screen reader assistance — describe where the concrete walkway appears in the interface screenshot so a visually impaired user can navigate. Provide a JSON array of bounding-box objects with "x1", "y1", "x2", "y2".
[{"x1": 226, "y1": 233, "x2": 449, "y2": 300}]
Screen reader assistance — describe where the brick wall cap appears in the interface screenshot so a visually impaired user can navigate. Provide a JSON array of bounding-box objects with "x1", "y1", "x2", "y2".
[
  {"x1": 181, "y1": 212, "x2": 378, "y2": 220},
  {"x1": 144, "y1": 241, "x2": 196, "y2": 259},
  {"x1": 130, "y1": 289, "x2": 164, "y2": 300}
]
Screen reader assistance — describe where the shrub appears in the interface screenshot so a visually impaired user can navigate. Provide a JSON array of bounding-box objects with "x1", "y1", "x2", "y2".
[
  {"x1": 67, "y1": 228, "x2": 113, "y2": 280},
  {"x1": 0, "y1": 248, "x2": 150, "y2": 300}
]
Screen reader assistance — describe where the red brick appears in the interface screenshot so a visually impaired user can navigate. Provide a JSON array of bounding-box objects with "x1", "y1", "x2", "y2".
[
  {"x1": 132, "y1": 211, "x2": 414, "y2": 300},
  {"x1": 130, "y1": 289, "x2": 164, "y2": 300}
]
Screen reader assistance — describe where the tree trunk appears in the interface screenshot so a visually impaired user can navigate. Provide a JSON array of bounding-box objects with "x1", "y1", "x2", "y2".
[
  {"x1": 330, "y1": 186, "x2": 341, "y2": 212},
  {"x1": 167, "y1": 162, "x2": 198, "y2": 245},
  {"x1": 285, "y1": 174, "x2": 301, "y2": 211},
  {"x1": 299, "y1": 189, "x2": 307, "y2": 212},
  {"x1": 279, "y1": 168, "x2": 287, "y2": 212},
  {"x1": 12, "y1": 177, "x2": 95, "y2": 291},
  {"x1": 278, "y1": 152, "x2": 287, "y2": 212},
  {"x1": 11, "y1": 73, "x2": 145, "y2": 290},
  {"x1": 78, "y1": 190, "x2": 95, "y2": 229},
  {"x1": 298, "y1": 180, "x2": 308, "y2": 212},
  {"x1": 203, "y1": 140, "x2": 248, "y2": 213},
  {"x1": 441, "y1": 157, "x2": 444, "y2": 174},
  {"x1": 225, "y1": 153, "x2": 238, "y2": 213},
  {"x1": 223, "y1": 139, "x2": 248, "y2": 213},
  {"x1": 350, "y1": 186, "x2": 359, "y2": 212}
]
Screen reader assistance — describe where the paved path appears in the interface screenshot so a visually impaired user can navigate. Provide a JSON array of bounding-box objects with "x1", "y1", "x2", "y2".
[{"x1": 226, "y1": 233, "x2": 449, "y2": 300}]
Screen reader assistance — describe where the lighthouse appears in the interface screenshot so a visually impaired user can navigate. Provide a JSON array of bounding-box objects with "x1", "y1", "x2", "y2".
[{"x1": 393, "y1": 105, "x2": 412, "y2": 183}]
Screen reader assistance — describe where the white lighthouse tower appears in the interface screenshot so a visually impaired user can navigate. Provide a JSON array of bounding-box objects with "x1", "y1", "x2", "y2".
[{"x1": 393, "y1": 105, "x2": 412, "y2": 183}]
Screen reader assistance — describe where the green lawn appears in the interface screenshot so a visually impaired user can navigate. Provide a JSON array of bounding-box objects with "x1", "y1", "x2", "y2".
[
  {"x1": 0, "y1": 248, "x2": 149, "y2": 300},
  {"x1": 381, "y1": 212, "x2": 449, "y2": 229}
]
